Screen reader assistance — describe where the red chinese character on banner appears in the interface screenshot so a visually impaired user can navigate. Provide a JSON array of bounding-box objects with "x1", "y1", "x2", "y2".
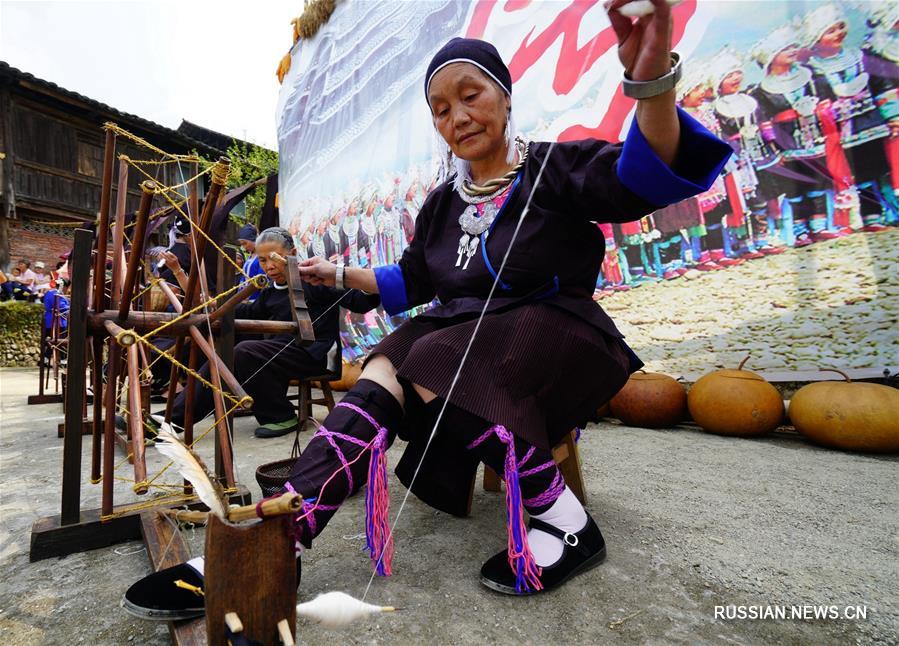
[{"x1": 467, "y1": 0, "x2": 697, "y2": 142}]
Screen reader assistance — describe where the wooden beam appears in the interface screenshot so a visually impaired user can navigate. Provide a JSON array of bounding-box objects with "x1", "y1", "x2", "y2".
[
  {"x1": 287, "y1": 258, "x2": 316, "y2": 346},
  {"x1": 215, "y1": 253, "x2": 237, "y2": 482},
  {"x1": 90, "y1": 336, "x2": 104, "y2": 484},
  {"x1": 182, "y1": 158, "x2": 229, "y2": 309},
  {"x1": 102, "y1": 342, "x2": 122, "y2": 516},
  {"x1": 28, "y1": 393, "x2": 64, "y2": 405},
  {"x1": 13, "y1": 157, "x2": 136, "y2": 193},
  {"x1": 61, "y1": 229, "x2": 92, "y2": 525},
  {"x1": 94, "y1": 128, "x2": 116, "y2": 311},
  {"x1": 56, "y1": 419, "x2": 93, "y2": 438},
  {"x1": 29, "y1": 486, "x2": 251, "y2": 562},
  {"x1": 13, "y1": 200, "x2": 95, "y2": 220},
  {"x1": 1, "y1": 86, "x2": 16, "y2": 268},
  {"x1": 87, "y1": 310, "x2": 299, "y2": 336},
  {"x1": 126, "y1": 343, "x2": 148, "y2": 493},
  {"x1": 117, "y1": 181, "x2": 155, "y2": 320},
  {"x1": 110, "y1": 159, "x2": 129, "y2": 307},
  {"x1": 140, "y1": 512, "x2": 206, "y2": 646}
]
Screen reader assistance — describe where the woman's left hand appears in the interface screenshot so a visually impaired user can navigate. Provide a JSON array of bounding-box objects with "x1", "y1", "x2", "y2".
[{"x1": 606, "y1": 0, "x2": 673, "y2": 82}]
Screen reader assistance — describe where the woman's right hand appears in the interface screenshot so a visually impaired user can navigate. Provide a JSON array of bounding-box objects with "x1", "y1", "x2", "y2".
[{"x1": 298, "y1": 256, "x2": 337, "y2": 287}]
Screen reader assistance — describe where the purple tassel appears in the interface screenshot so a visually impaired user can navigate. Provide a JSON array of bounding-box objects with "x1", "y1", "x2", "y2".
[
  {"x1": 468, "y1": 425, "x2": 542, "y2": 593},
  {"x1": 365, "y1": 426, "x2": 393, "y2": 576}
]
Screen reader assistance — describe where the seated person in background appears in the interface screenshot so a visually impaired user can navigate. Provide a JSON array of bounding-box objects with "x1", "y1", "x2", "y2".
[
  {"x1": 13, "y1": 259, "x2": 37, "y2": 300},
  {"x1": 1, "y1": 267, "x2": 24, "y2": 300},
  {"x1": 145, "y1": 214, "x2": 195, "y2": 396},
  {"x1": 161, "y1": 227, "x2": 380, "y2": 438},
  {"x1": 237, "y1": 223, "x2": 264, "y2": 278},
  {"x1": 41, "y1": 278, "x2": 70, "y2": 364},
  {"x1": 33, "y1": 261, "x2": 51, "y2": 294},
  {"x1": 236, "y1": 223, "x2": 265, "y2": 304},
  {"x1": 156, "y1": 214, "x2": 193, "y2": 287},
  {"x1": 42, "y1": 278, "x2": 70, "y2": 333}
]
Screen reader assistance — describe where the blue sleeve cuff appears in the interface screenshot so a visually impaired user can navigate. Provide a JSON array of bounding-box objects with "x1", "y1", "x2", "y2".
[
  {"x1": 373, "y1": 264, "x2": 409, "y2": 315},
  {"x1": 617, "y1": 106, "x2": 733, "y2": 207}
]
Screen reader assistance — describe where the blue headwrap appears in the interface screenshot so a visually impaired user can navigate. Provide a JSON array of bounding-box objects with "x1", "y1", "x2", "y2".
[{"x1": 237, "y1": 223, "x2": 258, "y2": 242}]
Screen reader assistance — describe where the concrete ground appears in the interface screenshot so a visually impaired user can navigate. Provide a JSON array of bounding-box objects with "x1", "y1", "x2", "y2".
[{"x1": 0, "y1": 367, "x2": 897, "y2": 645}]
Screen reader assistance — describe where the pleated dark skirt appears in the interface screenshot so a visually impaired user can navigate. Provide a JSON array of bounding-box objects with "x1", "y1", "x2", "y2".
[{"x1": 371, "y1": 302, "x2": 632, "y2": 450}]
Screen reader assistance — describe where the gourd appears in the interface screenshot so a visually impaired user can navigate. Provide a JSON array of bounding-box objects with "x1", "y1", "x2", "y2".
[
  {"x1": 329, "y1": 361, "x2": 362, "y2": 392},
  {"x1": 687, "y1": 355, "x2": 784, "y2": 436},
  {"x1": 609, "y1": 371, "x2": 686, "y2": 428},
  {"x1": 789, "y1": 369, "x2": 899, "y2": 453}
]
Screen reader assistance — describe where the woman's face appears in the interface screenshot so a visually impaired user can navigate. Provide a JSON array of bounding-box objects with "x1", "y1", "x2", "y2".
[
  {"x1": 818, "y1": 21, "x2": 848, "y2": 50},
  {"x1": 256, "y1": 240, "x2": 292, "y2": 284},
  {"x1": 682, "y1": 86, "x2": 706, "y2": 108},
  {"x1": 771, "y1": 44, "x2": 800, "y2": 69},
  {"x1": 428, "y1": 63, "x2": 511, "y2": 164},
  {"x1": 719, "y1": 70, "x2": 744, "y2": 95}
]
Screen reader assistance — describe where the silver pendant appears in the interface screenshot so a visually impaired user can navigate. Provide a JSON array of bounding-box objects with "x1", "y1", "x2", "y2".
[
  {"x1": 456, "y1": 233, "x2": 480, "y2": 269},
  {"x1": 456, "y1": 203, "x2": 498, "y2": 271},
  {"x1": 456, "y1": 233, "x2": 469, "y2": 267}
]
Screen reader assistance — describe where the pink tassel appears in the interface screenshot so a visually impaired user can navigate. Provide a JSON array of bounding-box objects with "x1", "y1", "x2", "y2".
[
  {"x1": 469, "y1": 425, "x2": 542, "y2": 593},
  {"x1": 365, "y1": 426, "x2": 394, "y2": 576}
]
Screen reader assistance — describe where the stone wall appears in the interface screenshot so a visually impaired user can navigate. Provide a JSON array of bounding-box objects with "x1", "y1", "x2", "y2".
[{"x1": 0, "y1": 301, "x2": 42, "y2": 367}]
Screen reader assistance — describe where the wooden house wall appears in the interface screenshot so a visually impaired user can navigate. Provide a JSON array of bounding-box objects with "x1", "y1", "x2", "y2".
[{"x1": 10, "y1": 97, "x2": 202, "y2": 221}]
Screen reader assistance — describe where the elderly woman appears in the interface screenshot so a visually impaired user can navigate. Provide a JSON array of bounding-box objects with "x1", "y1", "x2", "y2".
[
  {"x1": 154, "y1": 227, "x2": 380, "y2": 439},
  {"x1": 125, "y1": 1, "x2": 731, "y2": 617},
  {"x1": 289, "y1": 1, "x2": 730, "y2": 596}
]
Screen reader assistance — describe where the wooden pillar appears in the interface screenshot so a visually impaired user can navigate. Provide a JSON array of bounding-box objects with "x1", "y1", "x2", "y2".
[
  {"x1": 215, "y1": 250, "x2": 236, "y2": 481},
  {"x1": 0, "y1": 87, "x2": 16, "y2": 269},
  {"x1": 109, "y1": 159, "x2": 129, "y2": 308},
  {"x1": 93, "y1": 127, "x2": 116, "y2": 312},
  {"x1": 118, "y1": 181, "x2": 155, "y2": 320},
  {"x1": 61, "y1": 229, "x2": 93, "y2": 525},
  {"x1": 101, "y1": 341, "x2": 122, "y2": 517}
]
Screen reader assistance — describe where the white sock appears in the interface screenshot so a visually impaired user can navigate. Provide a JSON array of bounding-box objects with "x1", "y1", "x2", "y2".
[
  {"x1": 186, "y1": 556, "x2": 205, "y2": 577},
  {"x1": 527, "y1": 486, "x2": 588, "y2": 567}
]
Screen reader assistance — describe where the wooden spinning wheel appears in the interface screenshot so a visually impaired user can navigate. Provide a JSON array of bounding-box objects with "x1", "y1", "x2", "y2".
[{"x1": 30, "y1": 124, "x2": 314, "y2": 561}]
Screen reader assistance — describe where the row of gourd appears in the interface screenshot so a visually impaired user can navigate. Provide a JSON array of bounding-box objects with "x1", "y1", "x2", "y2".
[
  {"x1": 605, "y1": 357, "x2": 899, "y2": 454},
  {"x1": 330, "y1": 358, "x2": 898, "y2": 453}
]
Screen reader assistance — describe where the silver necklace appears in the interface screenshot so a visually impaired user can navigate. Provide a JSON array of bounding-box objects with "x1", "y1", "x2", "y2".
[
  {"x1": 456, "y1": 186, "x2": 510, "y2": 270},
  {"x1": 453, "y1": 140, "x2": 527, "y2": 271}
]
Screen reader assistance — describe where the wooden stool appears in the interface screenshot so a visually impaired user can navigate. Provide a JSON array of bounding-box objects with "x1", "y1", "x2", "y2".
[
  {"x1": 474, "y1": 429, "x2": 585, "y2": 514},
  {"x1": 290, "y1": 376, "x2": 337, "y2": 430}
]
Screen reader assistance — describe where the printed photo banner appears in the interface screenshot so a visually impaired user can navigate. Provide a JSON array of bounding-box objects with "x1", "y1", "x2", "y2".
[{"x1": 277, "y1": 0, "x2": 899, "y2": 373}]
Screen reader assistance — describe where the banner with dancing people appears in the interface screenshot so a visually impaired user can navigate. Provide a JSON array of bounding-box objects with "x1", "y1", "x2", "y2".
[{"x1": 277, "y1": 0, "x2": 898, "y2": 372}]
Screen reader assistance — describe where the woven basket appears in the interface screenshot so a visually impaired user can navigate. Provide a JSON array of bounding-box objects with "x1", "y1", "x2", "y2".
[
  {"x1": 255, "y1": 457, "x2": 300, "y2": 498},
  {"x1": 254, "y1": 427, "x2": 305, "y2": 497},
  {"x1": 148, "y1": 284, "x2": 170, "y2": 312}
]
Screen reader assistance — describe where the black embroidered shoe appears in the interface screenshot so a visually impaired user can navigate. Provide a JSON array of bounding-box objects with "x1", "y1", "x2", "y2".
[
  {"x1": 479, "y1": 514, "x2": 607, "y2": 595},
  {"x1": 121, "y1": 562, "x2": 206, "y2": 621},
  {"x1": 121, "y1": 557, "x2": 303, "y2": 621}
]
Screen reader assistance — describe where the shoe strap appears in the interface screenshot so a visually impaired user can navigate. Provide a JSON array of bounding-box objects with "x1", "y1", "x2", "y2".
[{"x1": 528, "y1": 517, "x2": 591, "y2": 557}]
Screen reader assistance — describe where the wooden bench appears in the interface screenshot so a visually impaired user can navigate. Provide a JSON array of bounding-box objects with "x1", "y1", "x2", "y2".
[
  {"x1": 287, "y1": 342, "x2": 342, "y2": 431},
  {"x1": 290, "y1": 376, "x2": 337, "y2": 430},
  {"x1": 471, "y1": 428, "x2": 585, "y2": 515}
]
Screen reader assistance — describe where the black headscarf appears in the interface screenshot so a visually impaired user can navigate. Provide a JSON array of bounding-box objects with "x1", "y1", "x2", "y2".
[{"x1": 424, "y1": 37, "x2": 512, "y2": 105}]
